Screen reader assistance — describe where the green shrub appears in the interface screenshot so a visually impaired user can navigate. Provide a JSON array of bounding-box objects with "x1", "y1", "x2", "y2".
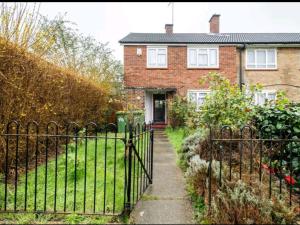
[
  {"x1": 198, "y1": 72, "x2": 260, "y2": 128},
  {"x1": 179, "y1": 129, "x2": 208, "y2": 170},
  {"x1": 168, "y1": 95, "x2": 199, "y2": 129},
  {"x1": 204, "y1": 180, "x2": 296, "y2": 224},
  {"x1": 167, "y1": 95, "x2": 188, "y2": 128},
  {"x1": 254, "y1": 102, "x2": 300, "y2": 188}
]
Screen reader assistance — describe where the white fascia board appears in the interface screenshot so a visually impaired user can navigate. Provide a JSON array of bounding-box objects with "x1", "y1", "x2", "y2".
[
  {"x1": 120, "y1": 43, "x2": 241, "y2": 47},
  {"x1": 245, "y1": 43, "x2": 300, "y2": 48}
]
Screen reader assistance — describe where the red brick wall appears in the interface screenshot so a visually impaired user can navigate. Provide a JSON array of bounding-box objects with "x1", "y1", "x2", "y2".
[
  {"x1": 209, "y1": 15, "x2": 220, "y2": 33},
  {"x1": 124, "y1": 45, "x2": 238, "y2": 96},
  {"x1": 125, "y1": 88, "x2": 145, "y2": 109}
]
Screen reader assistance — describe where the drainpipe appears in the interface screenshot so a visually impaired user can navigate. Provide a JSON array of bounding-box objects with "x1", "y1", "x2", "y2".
[{"x1": 239, "y1": 43, "x2": 246, "y2": 90}]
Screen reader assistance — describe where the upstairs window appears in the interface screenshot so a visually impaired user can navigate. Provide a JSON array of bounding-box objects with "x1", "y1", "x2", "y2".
[
  {"x1": 187, "y1": 47, "x2": 219, "y2": 68},
  {"x1": 187, "y1": 90, "x2": 210, "y2": 110},
  {"x1": 255, "y1": 90, "x2": 276, "y2": 106},
  {"x1": 246, "y1": 49, "x2": 277, "y2": 69},
  {"x1": 147, "y1": 47, "x2": 167, "y2": 68}
]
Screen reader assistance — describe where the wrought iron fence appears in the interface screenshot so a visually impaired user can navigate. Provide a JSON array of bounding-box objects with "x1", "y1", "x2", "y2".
[
  {"x1": 207, "y1": 125, "x2": 300, "y2": 208},
  {"x1": 0, "y1": 120, "x2": 154, "y2": 216}
]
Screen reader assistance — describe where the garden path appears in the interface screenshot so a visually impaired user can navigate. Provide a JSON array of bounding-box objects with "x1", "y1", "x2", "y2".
[{"x1": 130, "y1": 130, "x2": 194, "y2": 224}]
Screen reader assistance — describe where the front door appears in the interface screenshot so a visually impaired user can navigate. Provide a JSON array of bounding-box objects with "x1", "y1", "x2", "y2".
[{"x1": 153, "y1": 94, "x2": 166, "y2": 123}]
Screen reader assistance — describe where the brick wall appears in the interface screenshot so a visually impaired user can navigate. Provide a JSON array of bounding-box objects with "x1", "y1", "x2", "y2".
[
  {"x1": 244, "y1": 47, "x2": 300, "y2": 102},
  {"x1": 124, "y1": 45, "x2": 238, "y2": 96},
  {"x1": 209, "y1": 15, "x2": 220, "y2": 33},
  {"x1": 124, "y1": 88, "x2": 145, "y2": 109},
  {"x1": 124, "y1": 45, "x2": 300, "y2": 114}
]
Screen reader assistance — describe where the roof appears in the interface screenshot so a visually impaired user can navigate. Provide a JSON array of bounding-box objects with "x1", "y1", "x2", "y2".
[{"x1": 119, "y1": 33, "x2": 300, "y2": 44}]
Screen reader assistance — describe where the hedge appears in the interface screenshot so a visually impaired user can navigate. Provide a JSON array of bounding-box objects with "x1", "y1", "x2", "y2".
[{"x1": 0, "y1": 38, "x2": 122, "y2": 173}]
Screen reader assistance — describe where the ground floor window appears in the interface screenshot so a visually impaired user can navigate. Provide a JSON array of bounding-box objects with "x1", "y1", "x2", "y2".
[
  {"x1": 254, "y1": 90, "x2": 276, "y2": 106},
  {"x1": 187, "y1": 90, "x2": 210, "y2": 110}
]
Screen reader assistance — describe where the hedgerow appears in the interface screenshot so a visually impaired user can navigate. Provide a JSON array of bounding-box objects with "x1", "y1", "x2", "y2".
[{"x1": 0, "y1": 38, "x2": 122, "y2": 173}]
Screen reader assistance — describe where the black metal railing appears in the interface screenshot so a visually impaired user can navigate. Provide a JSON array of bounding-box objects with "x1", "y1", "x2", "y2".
[
  {"x1": 207, "y1": 125, "x2": 299, "y2": 209},
  {"x1": 124, "y1": 123, "x2": 153, "y2": 214},
  {"x1": 0, "y1": 121, "x2": 154, "y2": 216}
]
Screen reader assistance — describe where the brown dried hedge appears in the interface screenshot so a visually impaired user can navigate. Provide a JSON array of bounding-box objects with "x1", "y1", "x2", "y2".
[
  {"x1": 0, "y1": 38, "x2": 122, "y2": 173},
  {"x1": 0, "y1": 38, "x2": 119, "y2": 125}
]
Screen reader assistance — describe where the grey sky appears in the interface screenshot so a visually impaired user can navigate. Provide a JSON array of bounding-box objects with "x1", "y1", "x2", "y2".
[{"x1": 38, "y1": 2, "x2": 300, "y2": 62}]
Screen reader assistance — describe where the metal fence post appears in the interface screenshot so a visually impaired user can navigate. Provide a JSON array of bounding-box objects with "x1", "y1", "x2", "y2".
[
  {"x1": 124, "y1": 123, "x2": 133, "y2": 214},
  {"x1": 208, "y1": 125, "x2": 212, "y2": 214},
  {"x1": 150, "y1": 123, "x2": 154, "y2": 184}
]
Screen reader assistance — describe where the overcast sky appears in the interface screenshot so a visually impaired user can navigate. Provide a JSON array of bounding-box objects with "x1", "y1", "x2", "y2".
[{"x1": 38, "y1": 2, "x2": 300, "y2": 62}]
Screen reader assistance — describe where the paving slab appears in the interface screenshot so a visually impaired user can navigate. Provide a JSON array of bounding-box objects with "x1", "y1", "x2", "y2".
[{"x1": 131, "y1": 130, "x2": 194, "y2": 224}]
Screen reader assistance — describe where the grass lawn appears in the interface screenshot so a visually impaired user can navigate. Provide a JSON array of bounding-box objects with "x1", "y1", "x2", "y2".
[
  {"x1": 165, "y1": 127, "x2": 187, "y2": 156},
  {"x1": 0, "y1": 133, "x2": 132, "y2": 224}
]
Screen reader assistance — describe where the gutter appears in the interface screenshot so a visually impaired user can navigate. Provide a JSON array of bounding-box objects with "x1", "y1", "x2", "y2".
[
  {"x1": 119, "y1": 42, "x2": 300, "y2": 46},
  {"x1": 239, "y1": 44, "x2": 246, "y2": 90}
]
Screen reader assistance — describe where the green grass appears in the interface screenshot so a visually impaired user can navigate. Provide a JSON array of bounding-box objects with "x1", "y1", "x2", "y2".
[
  {"x1": 0, "y1": 133, "x2": 130, "y2": 223},
  {"x1": 165, "y1": 127, "x2": 187, "y2": 155},
  {"x1": 0, "y1": 212, "x2": 120, "y2": 224}
]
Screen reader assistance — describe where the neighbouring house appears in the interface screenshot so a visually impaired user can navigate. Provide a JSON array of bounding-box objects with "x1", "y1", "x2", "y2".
[{"x1": 119, "y1": 14, "x2": 300, "y2": 125}]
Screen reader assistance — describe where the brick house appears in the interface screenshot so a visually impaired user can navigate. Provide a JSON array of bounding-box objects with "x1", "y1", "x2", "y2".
[{"x1": 119, "y1": 14, "x2": 300, "y2": 125}]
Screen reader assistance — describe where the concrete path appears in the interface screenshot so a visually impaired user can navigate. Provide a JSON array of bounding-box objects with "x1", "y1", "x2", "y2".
[{"x1": 130, "y1": 130, "x2": 194, "y2": 224}]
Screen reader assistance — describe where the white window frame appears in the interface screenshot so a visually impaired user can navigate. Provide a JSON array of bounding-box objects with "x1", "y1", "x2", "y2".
[
  {"x1": 187, "y1": 89, "x2": 211, "y2": 111},
  {"x1": 254, "y1": 90, "x2": 277, "y2": 105},
  {"x1": 147, "y1": 46, "x2": 168, "y2": 68},
  {"x1": 187, "y1": 46, "x2": 219, "y2": 68},
  {"x1": 246, "y1": 48, "x2": 277, "y2": 70}
]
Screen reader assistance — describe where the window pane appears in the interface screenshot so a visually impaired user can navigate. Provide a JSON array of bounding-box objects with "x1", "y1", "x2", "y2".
[
  {"x1": 267, "y1": 49, "x2": 275, "y2": 65},
  {"x1": 158, "y1": 49, "x2": 166, "y2": 55},
  {"x1": 148, "y1": 49, "x2": 156, "y2": 66},
  {"x1": 209, "y1": 49, "x2": 217, "y2": 66},
  {"x1": 247, "y1": 50, "x2": 255, "y2": 65},
  {"x1": 257, "y1": 92, "x2": 267, "y2": 105},
  {"x1": 267, "y1": 64, "x2": 276, "y2": 68},
  {"x1": 157, "y1": 55, "x2": 166, "y2": 66},
  {"x1": 198, "y1": 49, "x2": 207, "y2": 54},
  {"x1": 188, "y1": 92, "x2": 197, "y2": 102},
  {"x1": 257, "y1": 50, "x2": 266, "y2": 66},
  {"x1": 267, "y1": 92, "x2": 276, "y2": 101},
  {"x1": 197, "y1": 93, "x2": 207, "y2": 106},
  {"x1": 157, "y1": 49, "x2": 166, "y2": 66},
  {"x1": 198, "y1": 54, "x2": 208, "y2": 66},
  {"x1": 257, "y1": 50, "x2": 266, "y2": 62},
  {"x1": 188, "y1": 49, "x2": 197, "y2": 66}
]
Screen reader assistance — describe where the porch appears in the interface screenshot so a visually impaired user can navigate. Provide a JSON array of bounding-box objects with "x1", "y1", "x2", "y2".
[{"x1": 144, "y1": 88, "x2": 176, "y2": 128}]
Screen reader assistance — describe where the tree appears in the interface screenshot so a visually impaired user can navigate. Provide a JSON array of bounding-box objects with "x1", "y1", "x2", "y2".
[
  {"x1": 0, "y1": 2, "x2": 58, "y2": 56},
  {"x1": 40, "y1": 16, "x2": 123, "y2": 85},
  {"x1": 0, "y1": 2, "x2": 124, "y2": 98}
]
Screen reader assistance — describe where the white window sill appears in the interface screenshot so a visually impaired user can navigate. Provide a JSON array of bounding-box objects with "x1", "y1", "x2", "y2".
[
  {"x1": 245, "y1": 68, "x2": 278, "y2": 71},
  {"x1": 187, "y1": 66, "x2": 220, "y2": 69}
]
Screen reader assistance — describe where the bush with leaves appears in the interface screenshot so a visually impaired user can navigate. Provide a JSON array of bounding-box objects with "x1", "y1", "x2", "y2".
[
  {"x1": 198, "y1": 72, "x2": 261, "y2": 128},
  {"x1": 254, "y1": 100, "x2": 300, "y2": 189},
  {"x1": 202, "y1": 180, "x2": 297, "y2": 224},
  {"x1": 178, "y1": 128, "x2": 209, "y2": 169},
  {"x1": 167, "y1": 95, "x2": 190, "y2": 128},
  {"x1": 167, "y1": 95, "x2": 201, "y2": 131},
  {"x1": 184, "y1": 155, "x2": 297, "y2": 224}
]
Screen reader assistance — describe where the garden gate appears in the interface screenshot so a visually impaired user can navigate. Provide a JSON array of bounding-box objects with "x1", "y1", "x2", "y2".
[{"x1": 0, "y1": 121, "x2": 153, "y2": 216}]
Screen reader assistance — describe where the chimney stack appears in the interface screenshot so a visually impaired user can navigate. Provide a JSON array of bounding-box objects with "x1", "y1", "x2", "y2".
[
  {"x1": 165, "y1": 24, "x2": 173, "y2": 34},
  {"x1": 209, "y1": 14, "x2": 220, "y2": 33}
]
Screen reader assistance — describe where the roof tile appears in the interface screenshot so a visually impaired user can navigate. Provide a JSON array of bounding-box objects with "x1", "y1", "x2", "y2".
[{"x1": 119, "y1": 33, "x2": 300, "y2": 44}]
